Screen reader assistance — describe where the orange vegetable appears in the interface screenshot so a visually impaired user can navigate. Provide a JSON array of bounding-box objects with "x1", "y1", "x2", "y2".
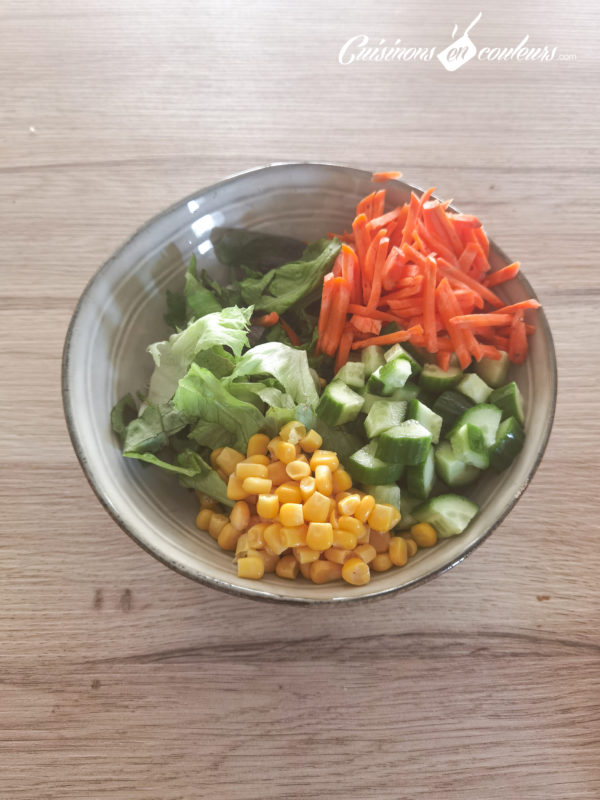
[
  {"x1": 350, "y1": 324, "x2": 423, "y2": 350},
  {"x1": 372, "y1": 170, "x2": 403, "y2": 182},
  {"x1": 254, "y1": 312, "x2": 279, "y2": 327},
  {"x1": 485, "y1": 262, "x2": 520, "y2": 287},
  {"x1": 279, "y1": 318, "x2": 301, "y2": 346}
]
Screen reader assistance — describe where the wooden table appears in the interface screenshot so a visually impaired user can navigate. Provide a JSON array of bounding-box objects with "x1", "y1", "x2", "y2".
[{"x1": 2, "y1": 2, "x2": 599, "y2": 797}]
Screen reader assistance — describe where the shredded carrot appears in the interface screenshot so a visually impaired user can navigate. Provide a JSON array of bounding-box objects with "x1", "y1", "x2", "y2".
[
  {"x1": 279, "y1": 318, "x2": 301, "y2": 347},
  {"x1": 496, "y1": 299, "x2": 541, "y2": 314},
  {"x1": 366, "y1": 236, "x2": 390, "y2": 310},
  {"x1": 350, "y1": 324, "x2": 424, "y2": 350},
  {"x1": 485, "y1": 262, "x2": 520, "y2": 287},
  {"x1": 254, "y1": 312, "x2": 279, "y2": 327},
  {"x1": 422, "y1": 255, "x2": 438, "y2": 353},
  {"x1": 334, "y1": 325, "x2": 354, "y2": 373},
  {"x1": 347, "y1": 304, "x2": 400, "y2": 323},
  {"x1": 372, "y1": 170, "x2": 403, "y2": 182},
  {"x1": 320, "y1": 277, "x2": 351, "y2": 356},
  {"x1": 508, "y1": 312, "x2": 528, "y2": 364},
  {"x1": 436, "y1": 350, "x2": 451, "y2": 370},
  {"x1": 451, "y1": 313, "x2": 514, "y2": 328}
]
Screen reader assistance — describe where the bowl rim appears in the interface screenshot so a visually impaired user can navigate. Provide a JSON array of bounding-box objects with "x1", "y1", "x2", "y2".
[{"x1": 62, "y1": 160, "x2": 558, "y2": 605}]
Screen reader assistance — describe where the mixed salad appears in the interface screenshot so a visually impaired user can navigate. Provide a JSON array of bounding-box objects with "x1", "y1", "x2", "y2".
[{"x1": 112, "y1": 173, "x2": 540, "y2": 586}]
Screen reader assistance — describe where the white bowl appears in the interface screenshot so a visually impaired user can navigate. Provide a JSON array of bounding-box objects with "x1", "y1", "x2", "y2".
[{"x1": 62, "y1": 162, "x2": 557, "y2": 603}]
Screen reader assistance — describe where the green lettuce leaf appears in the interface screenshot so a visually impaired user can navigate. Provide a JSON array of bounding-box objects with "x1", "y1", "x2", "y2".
[
  {"x1": 164, "y1": 290, "x2": 187, "y2": 330},
  {"x1": 263, "y1": 403, "x2": 316, "y2": 438},
  {"x1": 188, "y1": 419, "x2": 235, "y2": 449},
  {"x1": 210, "y1": 227, "x2": 306, "y2": 272},
  {"x1": 230, "y1": 342, "x2": 320, "y2": 407},
  {"x1": 122, "y1": 402, "x2": 190, "y2": 454},
  {"x1": 184, "y1": 255, "x2": 223, "y2": 320},
  {"x1": 110, "y1": 393, "x2": 138, "y2": 440}
]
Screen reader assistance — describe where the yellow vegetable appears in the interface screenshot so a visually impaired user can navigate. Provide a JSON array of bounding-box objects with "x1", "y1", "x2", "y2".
[
  {"x1": 237, "y1": 556, "x2": 265, "y2": 580},
  {"x1": 310, "y1": 560, "x2": 343, "y2": 584},
  {"x1": 246, "y1": 433, "x2": 270, "y2": 457},
  {"x1": 276, "y1": 554, "x2": 300, "y2": 579},
  {"x1": 256, "y1": 493, "x2": 279, "y2": 519},
  {"x1": 410, "y1": 522, "x2": 438, "y2": 548},
  {"x1": 341, "y1": 557, "x2": 371, "y2": 586},
  {"x1": 306, "y1": 522, "x2": 334, "y2": 551},
  {"x1": 299, "y1": 429, "x2": 323, "y2": 453},
  {"x1": 389, "y1": 537, "x2": 408, "y2": 567}
]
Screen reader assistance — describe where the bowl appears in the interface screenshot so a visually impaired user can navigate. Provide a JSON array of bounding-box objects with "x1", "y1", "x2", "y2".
[{"x1": 62, "y1": 162, "x2": 557, "y2": 603}]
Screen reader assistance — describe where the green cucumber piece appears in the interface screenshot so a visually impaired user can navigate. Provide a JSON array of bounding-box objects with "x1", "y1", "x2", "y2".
[
  {"x1": 419, "y1": 363, "x2": 463, "y2": 394},
  {"x1": 362, "y1": 483, "x2": 402, "y2": 509},
  {"x1": 335, "y1": 361, "x2": 366, "y2": 390},
  {"x1": 384, "y1": 343, "x2": 422, "y2": 374},
  {"x1": 432, "y1": 390, "x2": 475, "y2": 436},
  {"x1": 348, "y1": 441, "x2": 405, "y2": 485},
  {"x1": 449, "y1": 403, "x2": 503, "y2": 448},
  {"x1": 488, "y1": 381, "x2": 525, "y2": 425},
  {"x1": 364, "y1": 400, "x2": 407, "y2": 439},
  {"x1": 405, "y1": 447, "x2": 435, "y2": 500},
  {"x1": 475, "y1": 352, "x2": 509, "y2": 388},
  {"x1": 406, "y1": 398, "x2": 443, "y2": 444},
  {"x1": 316, "y1": 381, "x2": 364, "y2": 427},
  {"x1": 457, "y1": 373, "x2": 492, "y2": 404},
  {"x1": 434, "y1": 441, "x2": 481, "y2": 487},
  {"x1": 396, "y1": 492, "x2": 420, "y2": 530},
  {"x1": 376, "y1": 420, "x2": 432, "y2": 465},
  {"x1": 450, "y1": 423, "x2": 490, "y2": 469},
  {"x1": 361, "y1": 384, "x2": 419, "y2": 414},
  {"x1": 489, "y1": 416, "x2": 525, "y2": 473},
  {"x1": 367, "y1": 357, "x2": 412, "y2": 396},
  {"x1": 413, "y1": 493, "x2": 479, "y2": 538},
  {"x1": 361, "y1": 345, "x2": 385, "y2": 376}
]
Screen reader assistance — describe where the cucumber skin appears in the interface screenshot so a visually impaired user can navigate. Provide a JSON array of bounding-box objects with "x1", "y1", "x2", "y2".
[
  {"x1": 376, "y1": 421, "x2": 432, "y2": 466},
  {"x1": 448, "y1": 403, "x2": 503, "y2": 449},
  {"x1": 432, "y1": 390, "x2": 475, "y2": 436},
  {"x1": 348, "y1": 443, "x2": 405, "y2": 485},
  {"x1": 488, "y1": 382, "x2": 525, "y2": 425},
  {"x1": 419, "y1": 364, "x2": 463, "y2": 394},
  {"x1": 407, "y1": 398, "x2": 443, "y2": 445},
  {"x1": 316, "y1": 382, "x2": 364, "y2": 427},
  {"x1": 475, "y1": 352, "x2": 509, "y2": 388},
  {"x1": 413, "y1": 494, "x2": 479, "y2": 538},
  {"x1": 405, "y1": 447, "x2": 435, "y2": 500},
  {"x1": 361, "y1": 346, "x2": 386, "y2": 376},
  {"x1": 489, "y1": 416, "x2": 525, "y2": 473},
  {"x1": 450, "y1": 423, "x2": 490, "y2": 470},
  {"x1": 434, "y1": 441, "x2": 481, "y2": 488},
  {"x1": 364, "y1": 400, "x2": 407, "y2": 439}
]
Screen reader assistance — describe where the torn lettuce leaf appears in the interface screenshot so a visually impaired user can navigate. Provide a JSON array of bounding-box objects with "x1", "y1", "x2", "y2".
[
  {"x1": 122, "y1": 402, "x2": 190, "y2": 454},
  {"x1": 230, "y1": 342, "x2": 320, "y2": 407},
  {"x1": 263, "y1": 403, "x2": 316, "y2": 438},
  {"x1": 210, "y1": 227, "x2": 306, "y2": 273},
  {"x1": 188, "y1": 419, "x2": 235, "y2": 450},
  {"x1": 184, "y1": 255, "x2": 223, "y2": 320},
  {"x1": 110, "y1": 393, "x2": 138, "y2": 441}
]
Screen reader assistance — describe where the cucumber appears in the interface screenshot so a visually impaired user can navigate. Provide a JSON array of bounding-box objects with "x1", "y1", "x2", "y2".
[
  {"x1": 367, "y1": 357, "x2": 412, "y2": 396},
  {"x1": 361, "y1": 385, "x2": 419, "y2": 414},
  {"x1": 348, "y1": 441, "x2": 405, "y2": 485},
  {"x1": 364, "y1": 400, "x2": 407, "y2": 439},
  {"x1": 457, "y1": 373, "x2": 492, "y2": 404},
  {"x1": 406, "y1": 398, "x2": 443, "y2": 444},
  {"x1": 384, "y1": 343, "x2": 422, "y2": 374},
  {"x1": 405, "y1": 446, "x2": 435, "y2": 500},
  {"x1": 489, "y1": 416, "x2": 524, "y2": 473},
  {"x1": 316, "y1": 381, "x2": 364, "y2": 427},
  {"x1": 432, "y1": 390, "x2": 474, "y2": 436},
  {"x1": 376, "y1": 420, "x2": 432, "y2": 465},
  {"x1": 413, "y1": 494, "x2": 479, "y2": 538},
  {"x1": 488, "y1": 381, "x2": 525, "y2": 425},
  {"x1": 434, "y1": 441, "x2": 481, "y2": 487},
  {"x1": 449, "y1": 403, "x2": 503, "y2": 449},
  {"x1": 450, "y1": 423, "x2": 490, "y2": 470},
  {"x1": 419, "y1": 363, "x2": 463, "y2": 394},
  {"x1": 396, "y1": 492, "x2": 420, "y2": 530},
  {"x1": 335, "y1": 361, "x2": 366, "y2": 390},
  {"x1": 361, "y1": 345, "x2": 385, "y2": 376},
  {"x1": 362, "y1": 483, "x2": 401, "y2": 509},
  {"x1": 475, "y1": 351, "x2": 509, "y2": 388}
]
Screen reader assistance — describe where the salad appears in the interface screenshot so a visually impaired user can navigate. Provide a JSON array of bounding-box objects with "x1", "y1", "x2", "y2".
[{"x1": 112, "y1": 173, "x2": 540, "y2": 586}]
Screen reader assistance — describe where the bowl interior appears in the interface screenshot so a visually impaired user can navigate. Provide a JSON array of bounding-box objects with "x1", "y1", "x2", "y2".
[{"x1": 63, "y1": 163, "x2": 556, "y2": 603}]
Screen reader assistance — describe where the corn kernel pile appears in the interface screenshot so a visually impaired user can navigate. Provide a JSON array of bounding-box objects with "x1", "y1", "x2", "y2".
[{"x1": 195, "y1": 420, "x2": 438, "y2": 585}]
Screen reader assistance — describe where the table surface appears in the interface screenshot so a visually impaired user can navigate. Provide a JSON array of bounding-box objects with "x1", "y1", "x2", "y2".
[{"x1": 2, "y1": 1, "x2": 599, "y2": 798}]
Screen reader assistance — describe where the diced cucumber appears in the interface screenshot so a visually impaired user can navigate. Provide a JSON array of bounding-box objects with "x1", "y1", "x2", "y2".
[
  {"x1": 396, "y1": 492, "x2": 420, "y2": 530},
  {"x1": 488, "y1": 381, "x2": 525, "y2": 425},
  {"x1": 450, "y1": 423, "x2": 490, "y2": 469},
  {"x1": 335, "y1": 361, "x2": 366, "y2": 390},
  {"x1": 376, "y1": 420, "x2": 432, "y2": 465},
  {"x1": 348, "y1": 441, "x2": 405, "y2": 485},
  {"x1": 361, "y1": 384, "x2": 419, "y2": 414},
  {"x1": 489, "y1": 416, "x2": 525, "y2": 473},
  {"x1": 316, "y1": 381, "x2": 364, "y2": 427},
  {"x1": 361, "y1": 345, "x2": 385, "y2": 376},
  {"x1": 419, "y1": 363, "x2": 463, "y2": 394},
  {"x1": 413, "y1": 493, "x2": 479, "y2": 538},
  {"x1": 362, "y1": 483, "x2": 401, "y2": 509},
  {"x1": 434, "y1": 441, "x2": 481, "y2": 487},
  {"x1": 407, "y1": 398, "x2": 443, "y2": 444},
  {"x1": 405, "y1": 446, "x2": 435, "y2": 500},
  {"x1": 449, "y1": 403, "x2": 503, "y2": 448},
  {"x1": 367, "y1": 358, "x2": 412, "y2": 396},
  {"x1": 457, "y1": 373, "x2": 492, "y2": 404},
  {"x1": 384, "y1": 343, "x2": 422, "y2": 374},
  {"x1": 364, "y1": 400, "x2": 407, "y2": 439},
  {"x1": 475, "y1": 351, "x2": 510, "y2": 388},
  {"x1": 432, "y1": 390, "x2": 475, "y2": 436}
]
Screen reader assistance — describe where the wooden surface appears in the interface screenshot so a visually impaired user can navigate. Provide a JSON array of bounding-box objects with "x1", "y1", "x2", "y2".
[{"x1": 2, "y1": 1, "x2": 599, "y2": 797}]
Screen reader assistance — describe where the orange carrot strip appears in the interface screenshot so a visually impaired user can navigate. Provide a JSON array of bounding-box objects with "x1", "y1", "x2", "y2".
[
  {"x1": 447, "y1": 213, "x2": 482, "y2": 228},
  {"x1": 451, "y1": 313, "x2": 514, "y2": 327},
  {"x1": 435, "y1": 279, "x2": 470, "y2": 369},
  {"x1": 508, "y1": 313, "x2": 527, "y2": 364},
  {"x1": 474, "y1": 225, "x2": 490, "y2": 257},
  {"x1": 366, "y1": 207, "x2": 404, "y2": 234},
  {"x1": 279, "y1": 318, "x2": 301, "y2": 347},
  {"x1": 348, "y1": 304, "x2": 399, "y2": 322},
  {"x1": 321, "y1": 277, "x2": 351, "y2": 356},
  {"x1": 437, "y1": 259, "x2": 503, "y2": 308},
  {"x1": 388, "y1": 204, "x2": 409, "y2": 248},
  {"x1": 401, "y1": 193, "x2": 421, "y2": 247},
  {"x1": 484, "y1": 262, "x2": 520, "y2": 288},
  {"x1": 422, "y1": 255, "x2": 438, "y2": 353},
  {"x1": 371, "y1": 190, "x2": 386, "y2": 218},
  {"x1": 341, "y1": 243, "x2": 362, "y2": 306},
  {"x1": 350, "y1": 324, "x2": 424, "y2": 350},
  {"x1": 417, "y1": 220, "x2": 459, "y2": 265},
  {"x1": 425, "y1": 201, "x2": 463, "y2": 256},
  {"x1": 334, "y1": 325, "x2": 355, "y2": 373},
  {"x1": 254, "y1": 311, "x2": 279, "y2": 327},
  {"x1": 496, "y1": 299, "x2": 541, "y2": 314},
  {"x1": 362, "y1": 228, "x2": 387, "y2": 304},
  {"x1": 356, "y1": 192, "x2": 376, "y2": 219},
  {"x1": 479, "y1": 344, "x2": 504, "y2": 360},
  {"x1": 352, "y1": 213, "x2": 370, "y2": 270},
  {"x1": 383, "y1": 281, "x2": 424, "y2": 302},
  {"x1": 350, "y1": 315, "x2": 382, "y2": 336},
  {"x1": 367, "y1": 236, "x2": 390, "y2": 310},
  {"x1": 317, "y1": 272, "x2": 335, "y2": 343},
  {"x1": 458, "y1": 242, "x2": 479, "y2": 273},
  {"x1": 332, "y1": 252, "x2": 343, "y2": 277},
  {"x1": 436, "y1": 350, "x2": 451, "y2": 371},
  {"x1": 381, "y1": 246, "x2": 407, "y2": 291},
  {"x1": 372, "y1": 170, "x2": 403, "y2": 182}
]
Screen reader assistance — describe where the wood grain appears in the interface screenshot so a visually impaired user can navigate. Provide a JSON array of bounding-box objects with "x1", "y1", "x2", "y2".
[{"x1": 1, "y1": 1, "x2": 600, "y2": 797}]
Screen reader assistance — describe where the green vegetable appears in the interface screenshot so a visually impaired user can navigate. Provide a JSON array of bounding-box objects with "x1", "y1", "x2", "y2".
[
  {"x1": 183, "y1": 255, "x2": 223, "y2": 320},
  {"x1": 367, "y1": 357, "x2": 412, "y2": 396},
  {"x1": 122, "y1": 402, "x2": 190, "y2": 454},
  {"x1": 418, "y1": 363, "x2": 463, "y2": 394},
  {"x1": 450, "y1": 423, "x2": 490, "y2": 469},
  {"x1": 375, "y1": 420, "x2": 432, "y2": 465},
  {"x1": 348, "y1": 441, "x2": 405, "y2": 485},
  {"x1": 413, "y1": 494, "x2": 479, "y2": 538},
  {"x1": 316, "y1": 381, "x2": 364, "y2": 426},
  {"x1": 110, "y1": 393, "x2": 137, "y2": 440},
  {"x1": 488, "y1": 382, "x2": 525, "y2": 425},
  {"x1": 362, "y1": 483, "x2": 402, "y2": 508},
  {"x1": 474, "y1": 352, "x2": 510, "y2": 388},
  {"x1": 448, "y1": 404, "x2": 503, "y2": 449},
  {"x1": 406, "y1": 398, "x2": 443, "y2": 444},
  {"x1": 457, "y1": 373, "x2": 492, "y2": 404},
  {"x1": 230, "y1": 342, "x2": 320, "y2": 407},
  {"x1": 434, "y1": 441, "x2": 481, "y2": 487},
  {"x1": 210, "y1": 227, "x2": 306, "y2": 272},
  {"x1": 405, "y1": 447, "x2": 436, "y2": 500},
  {"x1": 489, "y1": 416, "x2": 524, "y2": 472},
  {"x1": 361, "y1": 345, "x2": 386, "y2": 376},
  {"x1": 364, "y1": 399, "x2": 407, "y2": 439},
  {"x1": 335, "y1": 361, "x2": 366, "y2": 390}
]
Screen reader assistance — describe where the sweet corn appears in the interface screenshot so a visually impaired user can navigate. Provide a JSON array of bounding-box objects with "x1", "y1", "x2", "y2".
[
  {"x1": 341, "y1": 557, "x2": 371, "y2": 586},
  {"x1": 256, "y1": 493, "x2": 279, "y2": 519},
  {"x1": 263, "y1": 523, "x2": 287, "y2": 555},
  {"x1": 299, "y1": 562, "x2": 313, "y2": 580},
  {"x1": 368, "y1": 503, "x2": 396, "y2": 533},
  {"x1": 332, "y1": 528, "x2": 357, "y2": 550},
  {"x1": 310, "y1": 560, "x2": 343, "y2": 584},
  {"x1": 230, "y1": 501, "x2": 250, "y2": 531},
  {"x1": 411, "y1": 522, "x2": 437, "y2": 548},
  {"x1": 242, "y1": 454, "x2": 270, "y2": 467},
  {"x1": 236, "y1": 461, "x2": 269, "y2": 480},
  {"x1": 242, "y1": 477, "x2": 272, "y2": 495},
  {"x1": 369, "y1": 530, "x2": 391, "y2": 553},
  {"x1": 275, "y1": 440, "x2": 297, "y2": 465},
  {"x1": 235, "y1": 533, "x2": 249, "y2": 558},
  {"x1": 302, "y1": 491, "x2": 331, "y2": 523},
  {"x1": 275, "y1": 482, "x2": 303, "y2": 505},
  {"x1": 309, "y1": 450, "x2": 339, "y2": 472},
  {"x1": 267, "y1": 460, "x2": 288, "y2": 487},
  {"x1": 314, "y1": 464, "x2": 333, "y2": 496},
  {"x1": 195, "y1": 508, "x2": 213, "y2": 530},
  {"x1": 389, "y1": 536, "x2": 408, "y2": 567},
  {"x1": 306, "y1": 522, "x2": 334, "y2": 551},
  {"x1": 355, "y1": 494, "x2": 376, "y2": 523},
  {"x1": 324, "y1": 547, "x2": 352, "y2": 565},
  {"x1": 255, "y1": 549, "x2": 279, "y2": 573},
  {"x1": 195, "y1": 490, "x2": 219, "y2": 509},
  {"x1": 329, "y1": 507, "x2": 339, "y2": 529},
  {"x1": 293, "y1": 546, "x2": 321, "y2": 564},
  {"x1": 337, "y1": 493, "x2": 361, "y2": 516},
  {"x1": 237, "y1": 556, "x2": 265, "y2": 580},
  {"x1": 226, "y1": 475, "x2": 248, "y2": 500},
  {"x1": 209, "y1": 447, "x2": 223, "y2": 469},
  {"x1": 356, "y1": 527, "x2": 371, "y2": 545},
  {"x1": 299, "y1": 476, "x2": 316, "y2": 501},
  {"x1": 267, "y1": 436, "x2": 282, "y2": 458},
  {"x1": 286, "y1": 459, "x2": 311, "y2": 481},
  {"x1": 338, "y1": 515, "x2": 367, "y2": 537},
  {"x1": 371, "y1": 552, "x2": 393, "y2": 572},
  {"x1": 247, "y1": 433, "x2": 270, "y2": 457},
  {"x1": 279, "y1": 502, "x2": 304, "y2": 528},
  {"x1": 276, "y1": 554, "x2": 300, "y2": 579},
  {"x1": 279, "y1": 420, "x2": 306, "y2": 444},
  {"x1": 282, "y1": 525, "x2": 307, "y2": 548},
  {"x1": 353, "y1": 543, "x2": 377, "y2": 564},
  {"x1": 208, "y1": 513, "x2": 229, "y2": 540},
  {"x1": 247, "y1": 523, "x2": 268, "y2": 550},
  {"x1": 405, "y1": 537, "x2": 418, "y2": 557},
  {"x1": 299, "y1": 429, "x2": 323, "y2": 453},
  {"x1": 218, "y1": 522, "x2": 242, "y2": 551},
  {"x1": 331, "y1": 468, "x2": 353, "y2": 494},
  {"x1": 215, "y1": 447, "x2": 245, "y2": 475}
]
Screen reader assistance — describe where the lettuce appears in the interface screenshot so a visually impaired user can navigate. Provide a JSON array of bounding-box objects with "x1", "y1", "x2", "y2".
[
  {"x1": 122, "y1": 402, "x2": 190, "y2": 454},
  {"x1": 230, "y1": 342, "x2": 320, "y2": 407}
]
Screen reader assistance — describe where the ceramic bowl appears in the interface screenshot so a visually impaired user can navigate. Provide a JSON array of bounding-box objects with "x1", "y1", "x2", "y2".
[{"x1": 62, "y1": 162, "x2": 556, "y2": 603}]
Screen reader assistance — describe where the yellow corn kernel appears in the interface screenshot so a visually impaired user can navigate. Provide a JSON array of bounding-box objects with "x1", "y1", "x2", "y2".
[
  {"x1": 314, "y1": 464, "x2": 333, "y2": 496},
  {"x1": 324, "y1": 547, "x2": 352, "y2": 565},
  {"x1": 341, "y1": 557, "x2": 371, "y2": 586},
  {"x1": 195, "y1": 490, "x2": 219, "y2": 509},
  {"x1": 209, "y1": 447, "x2": 224, "y2": 469},
  {"x1": 299, "y1": 561, "x2": 312, "y2": 580},
  {"x1": 255, "y1": 549, "x2": 279, "y2": 573},
  {"x1": 286, "y1": 459, "x2": 311, "y2": 481},
  {"x1": 247, "y1": 433, "x2": 270, "y2": 457},
  {"x1": 195, "y1": 508, "x2": 213, "y2": 530},
  {"x1": 279, "y1": 502, "x2": 304, "y2": 528},
  {"x1": 411, "y1": 522, "x2": 437, "y2": 548},
  {"x1": 356, "y1": 527, "x2": 370, "y2": 545},
  {"x1": 242, "y1": 454, "x2": 271, "y2": 467},
  {"x1": 368, "y1": 503, "x2": 395, "y2": 533},
  {"x1": 310, "y1": 560, "x2": 343, "y2": 584},
  {"x1": 369, "y1": 530, "x2": 391, "y2": 553},
  {"x1": 302, "y1": 491, "x2": 331, "y2": 523},
  {"x1": 230, "y1": 501, "x2": 250, "y2": 532},
  {"x1": 331, "y1": 468, "x2": 353, "y2": 494},
  {"x1": 237, "y1": 556, "x2": 265, "y2": 580},
  {"x1": 353, "y1": 543, "x2": 377, "y2": 564},
  {"x1": 404, "y1": 537, "x2": 418, "y2": 557},
  {"x1": 282, "y1": 525, "x2": 307, "y2": 548},
  {"x1": 215, "y1": 447, "x2": 245, "y2": 476},
  {"x1": 247, "y1": 523, "x2": 268, "y2": 550},
  {"x1": 256, "y1": 493, "x2": 279, "y2": 520},
  {"x1": 241, "y1": 477, "x2": 272, "y2": 495},
  {"x1": 279, "y1": 420, "x2": 307, "y2": 444},
  {"x1": 389, "y1": 536, "x2": 408, "y2": 567},
  {"x1": 276, "y1": 554, "x2": 300, "y2": 579},
  {"x1": 355, "y1": 494, "x2": 376, "y2": 523},
  {"x1": 267, "y1": 460, "x2": 288, "y2": 487},
  {"x1": 293, "y1": 546, "x2": 321, "y2": 564},
  {"x1": 275, "y1": 440, "x2": 297, "y2": 465},
  {"x1": 299, "y1": 476, "x2": 316, "y2": 501},
  {"x1": 294, "y1": 452, "x2": 309, "y2": 464},
  {"x1": 217, "y1": 522, "x2": 242, "y2": 551},
  {"x1": 309, "y1": 450, "x2": 340, "y2": 472},
  {"x1": 338, "y1": 515, "x2": 367, "y2": 538},
  {"x1": 337, "y1": 493, "x2": 361, "y2": 516},
  {"x1": 208, "y1": 513, "x2": 229, "y2": 540},
  {"x1": 236, "y1": 461, "x2": 269, "y2": 480},
  {"x1": 371, "y1": 552, "x2": 393, "y2": 572},
  {"x1": 235, "y1": 532, "x2": 249, "y2": 558},
  {"x1": 275, "y1": 482, "x2": 303, "y2": 505},
  {"x1": 329, "y1": 506, "x2": 339, "y2": 529},
  {"x1": 332, "y1": 528, "x2": 358, "y2": 550},
  {"x1": 299, "y1": 428, "x2": 323, "y2": 453},
  {"x1": 263, "y1": 523, "x2": 287, "y2": 556},
  {"x1": 306, "y1": 522, "x2": 334, "y2": 551}
]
